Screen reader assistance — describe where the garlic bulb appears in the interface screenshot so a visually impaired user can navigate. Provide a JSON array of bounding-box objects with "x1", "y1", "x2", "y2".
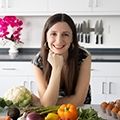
[{"x1": 17, "y1": 112, "x2": 27, "y2": 120}]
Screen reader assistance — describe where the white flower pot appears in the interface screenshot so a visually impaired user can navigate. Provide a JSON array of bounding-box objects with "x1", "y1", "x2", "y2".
[{"x1": 8, "y1": 42, "x2": 18, "y2": 54}]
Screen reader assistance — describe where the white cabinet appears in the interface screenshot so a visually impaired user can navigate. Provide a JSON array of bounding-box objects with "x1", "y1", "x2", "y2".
[
  {"x1": 90, "y1": 62, "x2": 120, "y2": 104},
  {"x1": 48, "y1": 0, "x2": 120, "y2": 15},
  {"x1": 0, "y1": 0, "x2": 48, "y2": 15},
  {"x1": 0, "y1": 62, "x2": 38, "y2": 97},
  {"x1": 93, "y1": 0, "x2": 120, "y2": 13},
  {"x1": 1, "y1": 0, "x2": 120, "y2": 15},
  {"x1": 106, "y1": 77, "x2": 120, "y2": 101},
  {"x1": 48, "y1": 0, "x2": 91, "y2": 13}
]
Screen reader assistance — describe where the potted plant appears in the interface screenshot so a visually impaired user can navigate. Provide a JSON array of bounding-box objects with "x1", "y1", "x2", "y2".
[{"x1": 0, "y1": 16, "x2": 23, "y2": 54}]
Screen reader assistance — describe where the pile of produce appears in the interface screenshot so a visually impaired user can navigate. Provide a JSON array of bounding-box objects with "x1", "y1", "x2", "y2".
[
  {"x1": 0, "y1": 86, "x2": 104, "y2": 120},
  {"x1": 3, "y1": 103, "x2": 104, "y2": 120}
]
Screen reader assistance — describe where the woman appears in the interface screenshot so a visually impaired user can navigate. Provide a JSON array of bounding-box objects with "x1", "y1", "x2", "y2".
[{"x1": 32, "y1": 13, "x2": 91, "y2": 107}]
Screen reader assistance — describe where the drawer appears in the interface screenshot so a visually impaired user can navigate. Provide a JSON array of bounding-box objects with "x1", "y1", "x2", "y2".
[
  {"x1": 91, "y1": 62, "x2": 120, "y2": 76},
  {"x1": 0, "y1": 62, "x2": 34, "y2": 76}
]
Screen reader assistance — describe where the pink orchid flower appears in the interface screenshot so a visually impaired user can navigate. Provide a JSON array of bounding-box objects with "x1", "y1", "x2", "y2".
[{"x1": 0, "y1": 16, "x2": 23, "y2": 44}]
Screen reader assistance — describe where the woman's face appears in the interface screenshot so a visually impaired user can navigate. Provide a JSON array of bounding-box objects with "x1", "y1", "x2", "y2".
[{"x1": 46, "y1": 22, "x2": 73, "y2": 55}]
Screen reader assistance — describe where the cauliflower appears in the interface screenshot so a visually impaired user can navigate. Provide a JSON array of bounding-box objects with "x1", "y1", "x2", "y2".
[{"x1": 4, "y1": 86, "x2": 32, "y2": 107}]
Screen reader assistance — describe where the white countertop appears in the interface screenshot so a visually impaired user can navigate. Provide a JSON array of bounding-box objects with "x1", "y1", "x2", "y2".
[
  {"x1": 81, "y1": 104, "x2": 116, "y2": 120},
  {"x1": 0, "y1": 105, "x2": 117, "y2": 120},
  {"x1": 92, "y1": 55, "x2": 120, "y2": 60}
]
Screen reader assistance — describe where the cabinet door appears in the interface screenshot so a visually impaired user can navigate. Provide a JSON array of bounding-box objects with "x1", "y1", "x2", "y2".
[
  {"x1": 106, "y1": 77, "x2": 120, "y2": 102},
  {"x1": 0, "y1": 76, "x2": 27, "y2": 97},
  {"x1": 48, "y1": 0, "x2": 91, "y2": 13},
  {"x1": 91, "y1": 62, "x2": 120, "y2": 104},
  {"x1": 91, "y1": 76, "x2": 120, "y2": 104},
  {"x1": 6, "y1": 0, "x2": 48, "y2": 14},
  {"x1": 90, "y1": 77, "x2": 107, "y2": 104},
  {"x1": 93, "y1": 0, "x2": 120, "y2": 12},
  {"x1": 0, "y1": 62, "x2": 32, "y2": 76},
  {"x1": 0, "y1": 61, "x2": 34, "y2": 97},
  {"x1": 91, "y1": 62, "x2": 107, "y2": 104}
]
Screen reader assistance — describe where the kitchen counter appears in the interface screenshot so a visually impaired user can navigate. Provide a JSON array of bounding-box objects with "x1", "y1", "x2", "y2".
[
  {"x1": 0, "y1": 54, "x2": 35, "y2": 61},
  {"x1": 0, "y1": 48, "x2": 38, "y2": 61},
  {"x1": 81, "y1": 104, "x2": 117, "y2": 120},
  {"x1": 92, "y1": 55, "x2": 120, "y2": 62},
  {"x1": 0, "y1": 105, "x2": 117, "y2": 120},
  {"x1": 1, "y1": 54, "x2": 120, "y2": 62},
  {"x1": 89, "y1": 48, "x2": 120, "y2": 62},
  {"x1": 0, "y1": 48, "x2": 120, "y2": 62}
]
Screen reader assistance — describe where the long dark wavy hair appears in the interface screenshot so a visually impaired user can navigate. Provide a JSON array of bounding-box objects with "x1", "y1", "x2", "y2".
[{"x1": 41, "y1": 13, "x2": 80, "y2": 95}]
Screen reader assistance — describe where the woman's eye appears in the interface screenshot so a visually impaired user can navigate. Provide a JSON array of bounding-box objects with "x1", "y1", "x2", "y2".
[
  {"x1": 63, "y1": 33, "x2": 69, "y2": 36},
  {"x1": 51, "y1": 32, "x2": 56, "y2": 36}
]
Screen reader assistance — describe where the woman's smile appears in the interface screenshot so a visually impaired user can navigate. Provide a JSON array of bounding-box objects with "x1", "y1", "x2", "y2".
[{"x1": 53, "y1": 44, "x2": 65, "y2": 49}]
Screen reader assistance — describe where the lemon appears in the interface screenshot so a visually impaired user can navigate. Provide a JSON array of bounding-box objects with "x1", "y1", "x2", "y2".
[{"x1": 45, "y1": 112, "x2": 59, "y2": 120}]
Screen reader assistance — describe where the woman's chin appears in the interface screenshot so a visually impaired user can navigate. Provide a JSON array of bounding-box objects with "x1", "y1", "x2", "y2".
[
  {"x1": 51, "y1": 50, "x2": 63, "y2": 55},
  {"x1": 54, "y1": 52, "x2": 63, "y2": 55},
  {"x1": 51, "y1": 48, "x2": 63, "y2": 54}
]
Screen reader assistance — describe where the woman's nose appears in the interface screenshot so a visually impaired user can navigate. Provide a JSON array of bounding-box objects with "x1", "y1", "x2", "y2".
[{"x1": 56, "y1": 34, "x2": 63, "y2": 43}]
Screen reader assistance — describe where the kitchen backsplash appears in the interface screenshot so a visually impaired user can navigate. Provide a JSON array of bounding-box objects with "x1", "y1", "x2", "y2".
[{"x1": 0, "y1": 16, "x2": 120, "y2": 48}]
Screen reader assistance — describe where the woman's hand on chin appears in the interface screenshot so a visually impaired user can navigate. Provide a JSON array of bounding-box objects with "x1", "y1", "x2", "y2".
[{"x1": 47, "y1": 50, "x2": 64, "y2": 70}]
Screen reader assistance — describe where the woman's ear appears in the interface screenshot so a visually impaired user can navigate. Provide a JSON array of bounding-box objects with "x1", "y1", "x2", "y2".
[{"x1": 44, "y1": 42, "x2": 49, "y2": 49}]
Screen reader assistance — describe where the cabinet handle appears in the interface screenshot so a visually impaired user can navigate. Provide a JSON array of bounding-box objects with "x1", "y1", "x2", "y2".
[
  {"x1": 91, "y1": 68, "x2": 95, "y2": 71},
  {"x1": 88, "y1": 0, "x2": 93, "y2": 8},
  {"x1": 5, "y1": 0, "x2": 10, "y2": 8},
  {"x1": 2, "y1": 68, "x2": 16, "y2": 70},
  {"x1": 30, "y1": 81, "x2": 34, "y2": 93},
  {"x1": 109, "y1": 82, "x2": 112, "y2": 94},
  {"x1": 95, "y1": 0, "x2": 99, "y2": 7},
  {"x1": 23, "y1": 81, "x2": 27, "y2": 87},
  {"x1": 91, "y1": 68, "x2": 98, "y2": 71},
  {"x1": 102, "y1": 82, "x2": 106, "y2": 94},
  {"x1": 1, "y1": 0, "x2": 5, "y2": 8}
]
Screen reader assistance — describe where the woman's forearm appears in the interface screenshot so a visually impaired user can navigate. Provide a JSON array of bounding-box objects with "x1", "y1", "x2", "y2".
[
  {"x1": 40, "y1": 52, "x2": 64, "y2": 106},
  {"x1": 57, "y1": 94, "x2": 85, "y2": 106},
  {"x1": 40, "y1": 68, "x2": 61, "y2": 106}
]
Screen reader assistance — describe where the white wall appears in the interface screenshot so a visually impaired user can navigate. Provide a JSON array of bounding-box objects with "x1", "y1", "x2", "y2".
[{"x1": 0, "y1": 16, "x2": 120, "y2": 48}]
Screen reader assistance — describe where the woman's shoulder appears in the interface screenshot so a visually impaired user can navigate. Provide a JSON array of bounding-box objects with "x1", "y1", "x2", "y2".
[
  {"x1": 78, "y1": 46, "x2": 91, "y2": 62},
  {"x1": 79, "y1": 46, "x2": 90, "y2": 54},
  {"x1": 31, "y1": 51, "x2": 43, "y2": 69}
]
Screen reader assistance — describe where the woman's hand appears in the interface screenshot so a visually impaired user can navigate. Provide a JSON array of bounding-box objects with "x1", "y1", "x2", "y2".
[{"x1": 47, "y1": 50, "x2": 64, "y2": 70}]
